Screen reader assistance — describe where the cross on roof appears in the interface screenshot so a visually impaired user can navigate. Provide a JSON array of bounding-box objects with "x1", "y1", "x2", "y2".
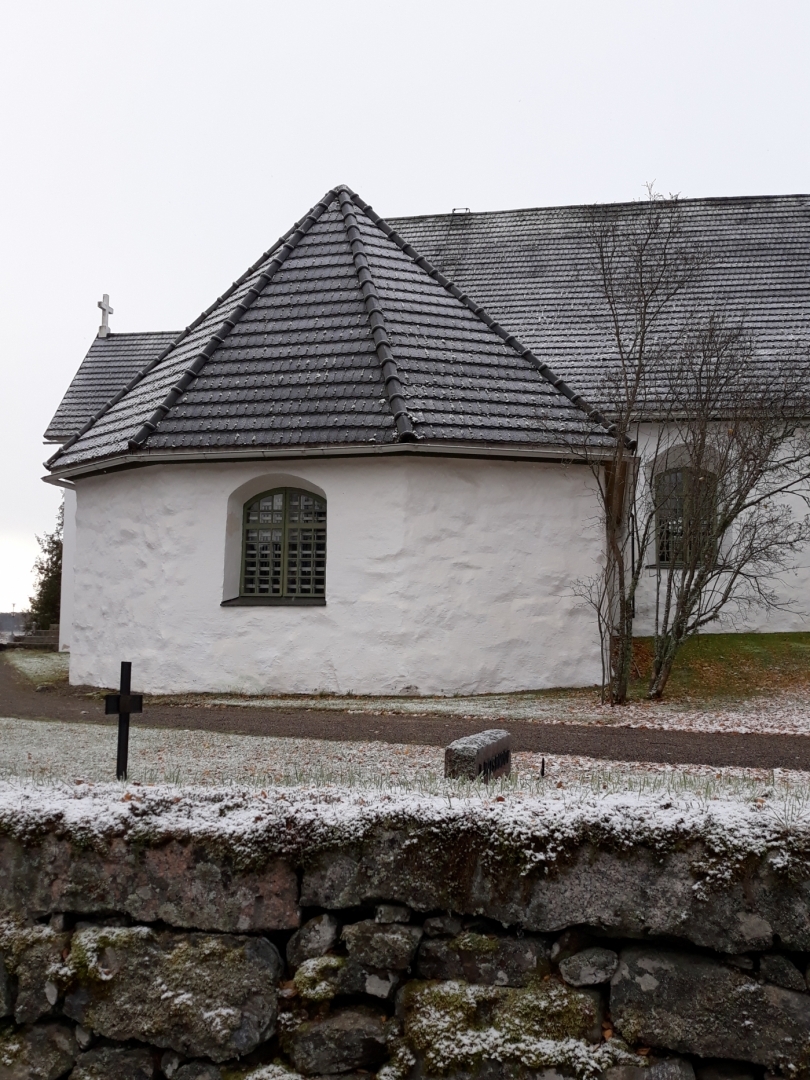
[{"x1": 97, "y1": 293, "x2": 114, "y2": 338}]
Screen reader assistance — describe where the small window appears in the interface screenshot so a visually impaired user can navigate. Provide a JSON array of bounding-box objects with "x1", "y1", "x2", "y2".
[
  {"x1": 241, "y1": 489, "x2": 326, "y2": 600},
  {"x1": 655, "y1": 468, "x2": 717, "y2": 567}
]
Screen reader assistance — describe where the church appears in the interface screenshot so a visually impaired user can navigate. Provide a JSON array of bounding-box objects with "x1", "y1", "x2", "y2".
[{"x1": 43, "y1": 186, "x2": 810, "y2": 695}]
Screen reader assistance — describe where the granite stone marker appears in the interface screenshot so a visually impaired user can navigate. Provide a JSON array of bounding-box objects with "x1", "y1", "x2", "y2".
[{"x1": 444, "y1": 729, "x2": 511, "y2": 781}]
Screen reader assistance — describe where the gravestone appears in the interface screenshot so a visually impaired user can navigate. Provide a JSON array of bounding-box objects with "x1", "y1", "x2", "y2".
[{"x1": 444, "y1": 729, "x2": 511, "y2": 781}]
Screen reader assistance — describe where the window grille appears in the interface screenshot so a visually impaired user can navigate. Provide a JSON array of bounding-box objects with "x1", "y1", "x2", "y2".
[
  {"x1": 241, "y1": 489, "x2": 326, "y2": 598},
  {"x1": 655, "y1": 468, "x2": 717, "y2": 567}
]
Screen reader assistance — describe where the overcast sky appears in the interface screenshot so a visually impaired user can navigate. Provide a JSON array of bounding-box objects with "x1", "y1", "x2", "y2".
[{"x1": 1, "y1": 0, "x2": 808, "y2": 610}]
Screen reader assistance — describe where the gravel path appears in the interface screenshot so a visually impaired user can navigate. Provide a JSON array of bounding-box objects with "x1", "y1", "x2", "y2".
[
  {"x1": 8, "y1": 650, "x2": 810, "y2": 736},
  {"x1": 5, "y1": 653, "x2": 810, "y2": 771},
  {"x1": 207, "y1": 688, "x2": 810, "y2": 736}
]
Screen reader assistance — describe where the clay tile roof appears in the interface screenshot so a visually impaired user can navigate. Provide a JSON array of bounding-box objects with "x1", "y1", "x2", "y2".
[{"x1": 46, "y1": 187, "x2": 616, "y2": 472}]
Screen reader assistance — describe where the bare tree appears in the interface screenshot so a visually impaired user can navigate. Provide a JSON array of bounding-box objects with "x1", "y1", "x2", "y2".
[
  {"x1": 580, "y1": 189, "x2": 707, "y2": 704},
  {"x1": 578, "y1": 190, "x2": 810, "y2": 702},
  {"x1": 644, "y1": 318, "x2": 810, "y2": 697}
]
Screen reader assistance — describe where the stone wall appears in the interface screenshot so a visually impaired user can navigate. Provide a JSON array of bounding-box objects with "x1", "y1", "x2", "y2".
[{"x1": 2, "y1": 785, "x2": 810, "y2": 1078}]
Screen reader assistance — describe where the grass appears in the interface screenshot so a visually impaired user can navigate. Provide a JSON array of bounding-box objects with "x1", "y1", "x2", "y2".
[
  {"x1": 3, "y1": 753, "x2": 808, "y2": 815},
  {"x1": 629, "y1": 632, "x2": 810, "y2": 701},
  {"x1": 1, "y1": 712, "x2": 805, "y2": 800},
  {"x1": 4, "y1": 650, "x2": 70, "y2": 686}
]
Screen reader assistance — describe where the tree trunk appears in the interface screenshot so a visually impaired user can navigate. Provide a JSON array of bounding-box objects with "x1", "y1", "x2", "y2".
[
  {"x1": 611, "y1": 631, "x2": 633, "y2": 704},
  {"x1": 648, "y1": 630, "x2": 682, "y2": 698},
  {"x1": 648, "y1": 658, "x2": 671, "y2": 699}
]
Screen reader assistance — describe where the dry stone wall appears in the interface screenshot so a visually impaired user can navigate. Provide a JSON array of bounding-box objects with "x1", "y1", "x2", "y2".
[{"x1": 2, "y1": 785, "x2": 810, "y2": 1079}]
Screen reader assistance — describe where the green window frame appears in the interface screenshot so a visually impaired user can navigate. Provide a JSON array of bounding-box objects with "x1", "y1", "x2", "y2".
[
  {"x1": 655, "y1": 467, "x2": 717, "y2": 568},
  {"x1": 240, "y1": 488, "x2": 326, "y2": 605}
]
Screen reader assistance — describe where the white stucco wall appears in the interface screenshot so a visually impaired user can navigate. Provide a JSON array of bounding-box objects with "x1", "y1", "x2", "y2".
[
  {"x1": 632, "y1": 423, "x2": 810, "y2": 635},
  {"x1": 59, "y1": 488, "x2": 77, "y2": 652},
  {"x1": 68, "y1": 455, "x2": 605, "y2": 695}
]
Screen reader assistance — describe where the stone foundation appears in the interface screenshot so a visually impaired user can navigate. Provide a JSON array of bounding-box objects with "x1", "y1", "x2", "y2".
[{"x1": 1, "y1": 784, "x2": 810, "y2": 1078}]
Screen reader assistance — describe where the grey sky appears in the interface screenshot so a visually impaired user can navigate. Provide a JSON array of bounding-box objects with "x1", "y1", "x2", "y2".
[{"x1": 2, "y1": 0, "x2": 808, "y2": 610}]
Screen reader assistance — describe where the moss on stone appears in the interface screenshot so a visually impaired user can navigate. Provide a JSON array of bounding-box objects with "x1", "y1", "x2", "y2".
[
  {"x1": 0, "y1": 1027, "x2": 24, "y2": 1069},
  {"x1": 0, "y1": 916, "x2": 55, "y2": 969},
  {"x1": 0, "y1": 1023, "x2": 77, "y2": 1076},
  {"x1": 450, "y1": 932, "x2": 500, "y2": 955},
  {"x1": 400, "y1": 977, "x2": 634, "y2": 1079},
  {"x1": 377, "y1": 1037, "x2": 417, "y2": 1080},
  {"x1": 65, "y1": 928, "x2": 281, "y2": 1062},
  {"x1": 68, "y1": 926, "x2": 155, "y2": 983},
  {"x1": 293, "y1": 955, "x2": 345, "y2": 1001},
  {"x1": 495, "y1": 975, "x2": 600, "y2": 1042}
]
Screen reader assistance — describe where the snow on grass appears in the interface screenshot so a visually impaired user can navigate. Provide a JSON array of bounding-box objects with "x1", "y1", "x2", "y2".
[
  {"x1": 0, "y1": 716, "x2": 807, "y2": 808},
  {"x1": 0, "y1": 716, "x2": 446, "y2": 788},
  {"x1": 205, "y1": 686, "x2": 810, "y2": 737},
  {"x1": 4, "y1": 650, "x2": 69, "y2": 685}
]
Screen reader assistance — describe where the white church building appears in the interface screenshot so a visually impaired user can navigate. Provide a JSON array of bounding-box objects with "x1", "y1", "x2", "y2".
[{"x1": 44, "y1": 186, "x2": 810, "y2": 695}]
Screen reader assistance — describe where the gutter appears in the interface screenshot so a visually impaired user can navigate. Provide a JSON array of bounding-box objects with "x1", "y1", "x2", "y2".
[{"x1": 42, "y1": 476, "x2": 76, "y2": 489}]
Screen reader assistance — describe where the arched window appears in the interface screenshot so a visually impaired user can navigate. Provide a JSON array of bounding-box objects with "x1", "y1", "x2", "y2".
[
  {"x1": 241, "y1": 488, "x2": 326, "y2": 602},
  {"x1": 655, "y1": 467, "x2": 717, "y2": 567}
]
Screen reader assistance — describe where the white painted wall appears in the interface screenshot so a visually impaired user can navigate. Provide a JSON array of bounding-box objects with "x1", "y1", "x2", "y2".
[
  {"x1": 68, "y1": 456, "x2": 605, "y2": 694},
  {"x1": 59, "y1": 487, "x2": 77, "y2": 652},
  {"x1": 632, "y1": 423, "x2": 810, "y2": 635}
]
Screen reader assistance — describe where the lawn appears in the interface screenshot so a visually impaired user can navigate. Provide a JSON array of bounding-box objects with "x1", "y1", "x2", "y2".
[
  {"x1": 630, "y1": 632, "x2": 810, "y2": 701},
  {"x1": 3, "y1": 649, "x2": 69, "y2": 686}
]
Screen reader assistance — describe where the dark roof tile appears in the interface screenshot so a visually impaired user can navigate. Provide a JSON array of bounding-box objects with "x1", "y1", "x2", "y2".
[
  {"x1": 47, "y1": 187, "x2": 618, "y2": 471},
  {"x1": 389, "y1": 194, "x2": 810, "y2": 411},
  {"x1": 44, "y1": 332, "x2": 178, "y2": 441}
]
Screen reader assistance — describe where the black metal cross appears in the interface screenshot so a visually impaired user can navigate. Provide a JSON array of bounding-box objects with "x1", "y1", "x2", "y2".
[{"x1": 105, "y1": 661, "x2": 142, "y2": 781}]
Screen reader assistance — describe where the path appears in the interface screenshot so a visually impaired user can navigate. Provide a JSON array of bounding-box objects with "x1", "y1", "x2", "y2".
[{"x1": 2, "y1": 655, "x2": 810, "y2": 771}]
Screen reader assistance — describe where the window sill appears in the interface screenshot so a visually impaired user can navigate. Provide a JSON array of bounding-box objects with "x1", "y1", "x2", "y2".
[{"x1": 221, "y1": 596, "x2": 326, "y2": 607}]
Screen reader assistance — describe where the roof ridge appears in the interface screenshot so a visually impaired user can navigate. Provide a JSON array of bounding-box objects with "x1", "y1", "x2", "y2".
[
  {"x1": 336, "y1": 189, "x2": 415, "y2": 442},
  {"x1": 46, "y1": 188, "x2": 340, "y2": 467},
  {"x1": 347, "y1": 188, "x2": 620, "y2": 443},
  {"x1": 387, "y1": 192, "x2": 810, "y2": 223},
  {"x1": 97, "y1": 331, "x2": 180, "y2": 338}
]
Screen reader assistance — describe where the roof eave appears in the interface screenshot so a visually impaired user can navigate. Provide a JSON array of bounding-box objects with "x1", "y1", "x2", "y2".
[{"x1": 43, "y1": 437, "x2": 619, "y2": 483}]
